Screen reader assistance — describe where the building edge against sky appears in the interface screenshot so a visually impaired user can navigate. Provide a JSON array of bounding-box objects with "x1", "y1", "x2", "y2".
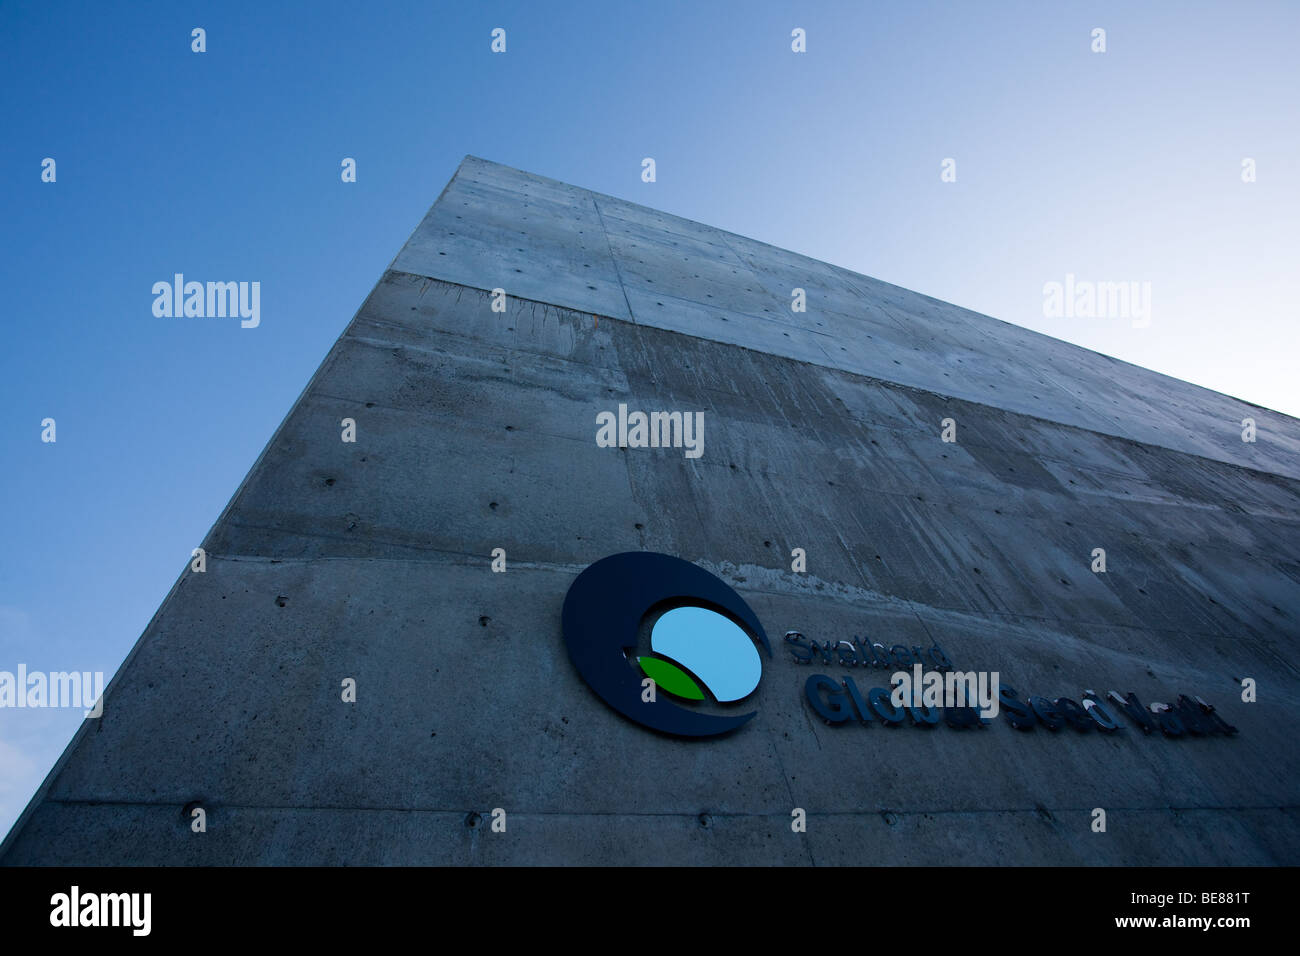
[{"x1": 3, "y1": 156, "x2": 1298, "y2": 865}]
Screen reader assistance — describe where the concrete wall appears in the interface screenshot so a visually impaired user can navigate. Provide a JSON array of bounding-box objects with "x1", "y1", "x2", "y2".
[{"x1": 4, "y1": 157, "x2": 1298, "y2": 865}]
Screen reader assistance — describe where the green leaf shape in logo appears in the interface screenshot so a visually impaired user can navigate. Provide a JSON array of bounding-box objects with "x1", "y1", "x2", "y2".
[{"x1": 637, "y1": 656, "x2": 705, "y2": 700}]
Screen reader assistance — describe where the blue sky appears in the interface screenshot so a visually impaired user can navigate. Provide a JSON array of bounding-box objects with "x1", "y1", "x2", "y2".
[{"x1": 2, "y1": 0, "x2": 1297, "y2": 838}]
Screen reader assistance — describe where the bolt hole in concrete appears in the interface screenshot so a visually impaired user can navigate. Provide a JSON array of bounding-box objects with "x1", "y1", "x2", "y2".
[
  {"x1": 489, "y1": 501, "x2": 498, "y2": 510},
  {"x1": 479, "y1": 616, "x2": 490, "y2": 627},
  {"x1": 324, "y1": 478, "x2": 335, "y2": 486},
  {"x1": 881, "y1": 811, "x2": 898, "y2": 826},
  {"x1": 635, "y1": 523, "x2": 644, "y2": 530},
  {"x1": 275, "y1": 596, "x2": 287, "y2": 607},
  {"x1": 465, "y1": 812, "x2": 482, "y2": 829},
  {"x1": 181, "y1": 801, "x2": 203, "y2": 822},
  {"x1": 697, "y1": 812, "x2": 713, "y2": 829}
]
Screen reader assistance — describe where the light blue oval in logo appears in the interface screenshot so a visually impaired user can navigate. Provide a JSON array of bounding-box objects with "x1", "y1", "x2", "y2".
[{"x1": 650, "y1": 605, "x2": 762, "y2": 703}]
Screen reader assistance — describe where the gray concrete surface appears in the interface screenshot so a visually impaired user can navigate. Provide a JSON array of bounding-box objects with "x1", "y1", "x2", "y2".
[{"x1": 3, "y1": 157, "x2": 1298, "y2": 865}]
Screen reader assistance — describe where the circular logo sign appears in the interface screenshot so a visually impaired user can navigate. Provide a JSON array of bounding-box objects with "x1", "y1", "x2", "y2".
[{"x1": 561, "y1": 552, "x2": 770, "y2": 737}]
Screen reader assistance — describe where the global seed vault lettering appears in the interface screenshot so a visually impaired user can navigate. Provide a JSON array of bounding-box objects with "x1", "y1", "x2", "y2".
[{"x1": 564, "y1": 552, "x2": 1239, "y2": 742}]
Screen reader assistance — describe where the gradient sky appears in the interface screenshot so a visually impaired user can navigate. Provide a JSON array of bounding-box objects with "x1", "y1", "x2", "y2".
[{"x1": 2, "y1": 0, "x2": 1297, "y2": 838}]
